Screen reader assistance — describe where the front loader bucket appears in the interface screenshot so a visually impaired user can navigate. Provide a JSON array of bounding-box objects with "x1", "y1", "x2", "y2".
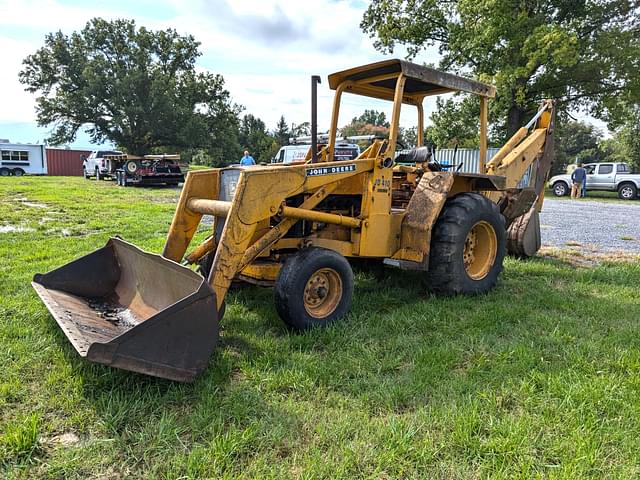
[{"x1": 32, "y1": 238, "x2": 219, "y2": 382}]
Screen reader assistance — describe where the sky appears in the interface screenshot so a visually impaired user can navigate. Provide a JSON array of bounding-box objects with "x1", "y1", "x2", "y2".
[{"x1": 0, "y1": 0, "x2": 607, "y2": 149}]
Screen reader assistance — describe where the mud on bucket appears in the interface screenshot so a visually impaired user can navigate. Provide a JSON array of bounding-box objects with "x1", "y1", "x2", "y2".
[{"x1": 32, "y1": 238, "x2": 219, "y2": 382}]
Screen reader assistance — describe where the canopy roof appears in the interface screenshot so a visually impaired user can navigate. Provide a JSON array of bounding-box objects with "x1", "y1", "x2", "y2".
[{"x1": 328, "y1": 59, "x2": 495, "y2": 103}]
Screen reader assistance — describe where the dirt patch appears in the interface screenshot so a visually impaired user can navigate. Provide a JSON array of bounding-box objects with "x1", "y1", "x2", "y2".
[
  {"x1": 47, "y1": 432, "x2": 81, "y2": 447},
  {"x1": 539, "y1": 245, "x2": 640, "y2": 267}
]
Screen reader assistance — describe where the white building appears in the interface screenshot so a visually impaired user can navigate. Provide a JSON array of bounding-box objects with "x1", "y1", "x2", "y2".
[{"x1": 0, "y1": 141, "x2": 47, "y2": 176}]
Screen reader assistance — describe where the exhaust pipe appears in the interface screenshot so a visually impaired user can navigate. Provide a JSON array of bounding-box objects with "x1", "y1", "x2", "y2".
[{"x1": 311, "y1": 75, "x2": 321, "y2": 163}]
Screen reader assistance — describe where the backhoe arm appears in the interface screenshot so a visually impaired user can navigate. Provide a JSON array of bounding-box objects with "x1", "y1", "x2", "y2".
[{"x1": 484, "y1": 100, "x2": 555, "y2": 257}]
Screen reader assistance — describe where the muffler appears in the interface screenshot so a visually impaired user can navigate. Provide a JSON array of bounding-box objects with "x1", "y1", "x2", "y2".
[{"x1": 32, "y1": 238, "x2": 219, "y2": 382}]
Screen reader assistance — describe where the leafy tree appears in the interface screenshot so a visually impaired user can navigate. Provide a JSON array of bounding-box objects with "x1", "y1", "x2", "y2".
[
  {"x1": 601, "y1": 105, "x2": 640, "y2": 171},
  {"x1": 340, "y1": 121, "x2": 389, "y2": 139},
  {"x1": 239, "y1": 114, "x2": 278, "y2": 163},
  {"x1": 553, "y1": 121, "x2": 603, "y2": 174},
  {"x1": 361, "y1": 0, "x2": 640, "y2": 137},
  {"x1": 274, "y1": 115, "x2": 290, "y2": 146},
  {"x1": 424, "y1": 96, "x2": 482, "y2": 149},
  {"x1": 292, "y1": 122, "x2": 311, "y2": 138},
  {"x1": 398, "y1": 126, "x2": 417, "y2": 148},
  {"x1": 340, "y1": 109, "x2": 391, "y2": 146},
  {"x1": 352, "y1": 109, "x2": 390, "y2": 128},
  {"x1": 20, "y1": 18, "x2": 240, "y2": 155}
]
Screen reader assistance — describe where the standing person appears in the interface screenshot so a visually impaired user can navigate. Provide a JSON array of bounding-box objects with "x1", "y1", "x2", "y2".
[
  {"x1": 571, "y1": 162, "x2": 586, "y2": 199},
  {"x1": 240, "y1": 150, "x2": 256, "y2": 166}
]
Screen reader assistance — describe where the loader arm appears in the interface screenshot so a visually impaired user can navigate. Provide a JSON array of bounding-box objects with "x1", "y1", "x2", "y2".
[{"x1": 164, "y1": 160, "x2": 377, "y2": 311}]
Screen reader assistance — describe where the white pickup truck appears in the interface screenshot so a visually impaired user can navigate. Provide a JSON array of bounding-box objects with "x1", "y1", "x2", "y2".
[{"x1": 548, "y1": 162, "x2": 640, "y2": 200}]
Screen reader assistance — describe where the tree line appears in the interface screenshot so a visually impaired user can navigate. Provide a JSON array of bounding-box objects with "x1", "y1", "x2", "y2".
[{"x1": 20, "y1": 10, "x2": 640, "y2": 170}]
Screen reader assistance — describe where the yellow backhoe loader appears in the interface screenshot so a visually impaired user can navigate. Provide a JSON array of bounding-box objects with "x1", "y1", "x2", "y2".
[{"x1": 32, "y1": 59, "x2": 555, "y2": 381}]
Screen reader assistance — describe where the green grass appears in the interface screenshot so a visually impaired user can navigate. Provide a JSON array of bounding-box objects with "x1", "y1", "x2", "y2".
[
  {"x1": 2, "y1": 176, "x2": 640, "y2": 478},
  {"x1": 544, "y1": 189, "x2": 635, "y2": 204}
]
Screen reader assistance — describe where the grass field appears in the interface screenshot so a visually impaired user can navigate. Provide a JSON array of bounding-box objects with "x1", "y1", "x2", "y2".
[{"x1": 2, "y1": 177, "x2": 640, "y2": 479}]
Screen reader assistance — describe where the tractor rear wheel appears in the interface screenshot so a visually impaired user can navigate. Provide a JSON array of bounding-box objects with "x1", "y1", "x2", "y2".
[
  {"x1": 275, "y1": 247, "x2": 353, "y2": 331},
  {"x1": 427, "y1": 193, "x2": 506, "y2": 295}
]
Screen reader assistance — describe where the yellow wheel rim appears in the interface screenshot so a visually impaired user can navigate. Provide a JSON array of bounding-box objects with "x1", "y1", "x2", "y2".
[
  {"x1": 303, "y1": 268, "x2": 342, "y2": 319},
  {"x1": 463, "y1": 221, "x2": 497, "y2": 280}
]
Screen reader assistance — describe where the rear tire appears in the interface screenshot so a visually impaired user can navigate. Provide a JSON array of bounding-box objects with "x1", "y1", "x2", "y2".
[
  {"x1": 618, "y1": 183, "x2": 637, "y2": 200},
  {"x1": 0, "y1": 167, "x2": 10, "y2": 177},
  {"x1": 12, "y1": 168, "x2": 24, "y2": 177},
  {"x1": 274, "y1": 247, "x2": 353, "y2": 331},
  {"x1": 426, "y1": 193, "x2": 506, "y2": 295},
  {"x1": 552, "y1": 181, "x2": 569, "y2": 197}
]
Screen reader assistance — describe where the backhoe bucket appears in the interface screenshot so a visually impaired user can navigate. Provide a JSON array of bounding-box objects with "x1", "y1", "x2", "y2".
[{"x1": 32, "y1": 238, "x2": 219, "y2": 382}]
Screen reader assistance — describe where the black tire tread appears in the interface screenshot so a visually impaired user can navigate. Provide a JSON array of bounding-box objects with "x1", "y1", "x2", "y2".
[
  {"x1": 427, "y1": 193, "x2": 506, "y2": 295},
  {"x1": 274, "y1": 247, "x2": 353, "y2": 331}
]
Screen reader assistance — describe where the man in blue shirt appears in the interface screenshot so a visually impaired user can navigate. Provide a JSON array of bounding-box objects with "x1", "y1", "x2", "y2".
[
  {"x1": 240, "y1": 150, "x2": 256, "y2": 166},
  {"x1": 571, "y1": 163, "x2": 587, "y2": 199}
]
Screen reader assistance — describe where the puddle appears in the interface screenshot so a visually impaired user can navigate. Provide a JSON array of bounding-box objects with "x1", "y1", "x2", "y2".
[
  {"x1": 0, "y1": 225, "x2": 35, "y2": 233},
  {"x1": 21, "y1": 201, "x2": 48, "y2": 208},
  {"x1": 12, "y1": 196, "x2": 49, "y2": 208}
]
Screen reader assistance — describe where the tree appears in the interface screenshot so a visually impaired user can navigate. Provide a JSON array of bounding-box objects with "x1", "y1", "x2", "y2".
[
  {"x1": 292, "y1": 122, "x2": 311, "y2": 138},
  {"x1": 239, "y1": 114, "x2": 278, "y2": 163},
  {"x1": 19, "y1": 18, "x2": 240, "y2": 155},
  {"x1": 361, "y1": 0, "x2": 640, "y2": 137},
  {"x1": 553, "y1": 121, "x2": 603, "y2": 174},
  {"x1": 274, "y1": 115, "x2": 290, "y2": 146},
  {"x1": 352, "y1": 109, "x2": 390, "y2": 128},
  {"x1": 601, "y1": 105, "x2": 640, "y2": 171},
  {"x1": 340, "y1": 109, "x2": 391, "y2": 144}
]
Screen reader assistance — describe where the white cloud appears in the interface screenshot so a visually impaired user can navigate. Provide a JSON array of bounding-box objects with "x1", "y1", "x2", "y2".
[
  {"x1": 0, "y1": 0, "x2": 442, "y2": 138},
  {"x1": 0, "y1": 36, "x2": 39, "y2": 122}
]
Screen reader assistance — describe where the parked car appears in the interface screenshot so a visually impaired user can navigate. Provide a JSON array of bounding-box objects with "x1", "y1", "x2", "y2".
[
  {"x1": 548, "y1": 162, "x2": 640, "y2": 199},
  {"x1": 82, "y1": 150, "x2": 124, "y2": 179}
]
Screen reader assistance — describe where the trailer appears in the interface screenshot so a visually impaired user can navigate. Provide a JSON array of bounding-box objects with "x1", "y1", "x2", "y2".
[
  {"x1": 0, "y1": 142, "x2": 47, "y2": 176},
  {"x1": 114, "y1": 154, "x2": 185, "y2": 187}
]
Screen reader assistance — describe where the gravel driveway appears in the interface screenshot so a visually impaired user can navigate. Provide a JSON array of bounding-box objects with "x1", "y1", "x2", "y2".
[{"x1": 540, "y1": 199, "x2": 640, "y2": 252}]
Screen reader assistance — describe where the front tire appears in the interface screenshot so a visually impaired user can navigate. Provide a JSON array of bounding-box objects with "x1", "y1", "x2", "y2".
[
  {"x1": 552, "y1": 181, "x2": 569, "y2": 197},
  {"x1": 0, "y1": 167, "x2": 10, "y2": 177},
  {"x1": 274, "y1": 247, "x2": 354, "y2": 331},
  {"x1": 427, "y1": 193, "x2": 506, "y2": 295},
  {"x1": 618, "y1": 183, "x2": 637, "y2": 200}
]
